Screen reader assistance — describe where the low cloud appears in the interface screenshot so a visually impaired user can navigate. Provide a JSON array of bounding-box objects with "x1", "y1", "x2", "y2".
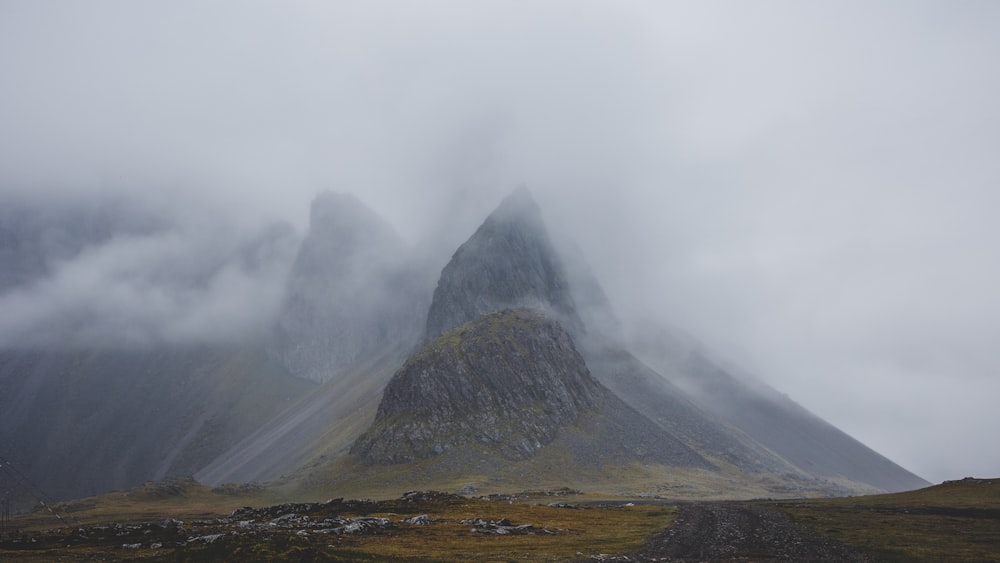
[{"x1": 0, "y1": 200, "x2": 297, "y2": 347}]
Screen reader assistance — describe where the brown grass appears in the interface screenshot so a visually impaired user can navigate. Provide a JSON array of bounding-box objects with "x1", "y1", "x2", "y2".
[
  {"x1": 5, "y1": 481, "x2": 675, "y2": 562},
  {"x1": 341, "y1": 502, "x2": 674, "y2": 561}
]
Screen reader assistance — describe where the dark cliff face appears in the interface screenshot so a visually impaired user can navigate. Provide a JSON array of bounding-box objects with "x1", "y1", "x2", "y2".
[
  {"x1": 423, "y1": 188, "x2": 581, "y2": 341},
  {"x1": 352, "y1": 308, "x2": 713, "y2": 470},
  {"x1": 270, "y1": 192, "x2": 429, "y2": 382},
  {"x1": 352, "y1": 309, "x2": 602, "y2": 464}
]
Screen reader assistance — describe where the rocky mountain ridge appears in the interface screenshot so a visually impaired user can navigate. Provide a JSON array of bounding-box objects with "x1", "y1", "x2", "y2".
[{"x1": 354, "y1": 309, "x2": 602, "y2": 464}]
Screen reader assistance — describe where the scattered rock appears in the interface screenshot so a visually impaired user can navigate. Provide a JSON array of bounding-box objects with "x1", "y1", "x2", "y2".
[
  {"x1": 402, "y1": 515, "x2": 432, "y2": 525},
  {"x1": 188, "y1": 533, "x2": 225, "y2": 544},
  {"x1": 461, "y1": 518, "x2": 554, "y2": 535}
]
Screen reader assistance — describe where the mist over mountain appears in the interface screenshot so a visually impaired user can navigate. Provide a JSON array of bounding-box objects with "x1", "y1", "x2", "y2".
[
  {"x1": 2, "y1": 1, "x2": 998, "y2": 486},
  {"x1": 269, "y1": 192, "x2": 432, "y2": 382},
  {"x1": 0, "y1": 187, "x2": 932, "y2": 505},
  {"x1": 0, "y1": 196, "x2": 164, "y2": 295},
  {"x1": 0, "y1": 193, "x2": 298, "y2": 348},
  {"x1": 291, "y1": 189, "x2": 927, "y2": 496},
  {"x1": 621, "y1": 322, "x2": 929, "y2": 493},
  {"x1": 0, "y1": 194, "x2": 308, "y2": 508}
]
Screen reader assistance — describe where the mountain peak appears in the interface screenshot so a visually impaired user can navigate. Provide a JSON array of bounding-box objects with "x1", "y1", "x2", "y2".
[
  {"x1": 489, "y1": 184, "x2": 541, "y2": 221},
  {"x1": 306, "y1": 191, "x2": 399, "y2": 250},
  {"x1": 268, "y1": 191, "x2": 427, "y2": 382},
  {"x1": 423, "y1": 187, "x2": 580, "y2": 340}
]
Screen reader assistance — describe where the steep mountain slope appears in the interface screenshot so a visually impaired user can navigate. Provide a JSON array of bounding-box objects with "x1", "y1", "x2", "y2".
[
  {"x1": 352, "y1": 309, "x2": 708, "y2": 470},
  {"x1": 424, "y1": 187, "x2": 581, "y2": 340},
  {"x1": 0, "y1": 346, "x2": 314, "y2": 505},
  {"x1": 578, "y1": 337, "x2": 803, "y2": 476},
  {"x1": 627, "y1": 327, "x2": 929, "y2": 492},
  {"x1": 196, "y1": 194, "x2": 435, "y2": 484},
  {"x1": 269, "y1": 192, "x2": 430, "y2": 383},
  {"x1": 196, "y1": 342, "x2": 408, "y2": 486}
]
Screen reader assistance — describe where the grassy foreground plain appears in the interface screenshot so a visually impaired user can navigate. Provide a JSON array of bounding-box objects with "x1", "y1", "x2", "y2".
[
  {"x1": 3, "y1": 477, "x2": 999, "y2": 561},
  {"x1": 3, "y1": 480, "x2": 675, "y2": 561},
  {"x1": 773, "y1": 477, "x2": 1000, "y2": 562}
]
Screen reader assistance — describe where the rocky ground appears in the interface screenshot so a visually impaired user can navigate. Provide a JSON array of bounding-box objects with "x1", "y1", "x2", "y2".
[
  {"x1": 2, "y1": 493, "x2": 880, "y2": 561},
  {"x1": 0, "y1": 490, "x2": 585, "y2": 561}
]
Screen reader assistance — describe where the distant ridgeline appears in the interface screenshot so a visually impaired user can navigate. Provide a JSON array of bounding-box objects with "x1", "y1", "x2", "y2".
[{"x1": 0, "y1": 188, "x2": 927, "y2": 508}]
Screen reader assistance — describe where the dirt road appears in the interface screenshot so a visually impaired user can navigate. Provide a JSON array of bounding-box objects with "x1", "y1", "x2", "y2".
[{"x1": 630, "y1": 501, "x2": 872, "y2": 562}]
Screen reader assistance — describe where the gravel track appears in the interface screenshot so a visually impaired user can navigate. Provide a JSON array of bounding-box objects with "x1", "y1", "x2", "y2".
[{"x1": 627, "y1": 501, "x2": 872, "y2": 562}]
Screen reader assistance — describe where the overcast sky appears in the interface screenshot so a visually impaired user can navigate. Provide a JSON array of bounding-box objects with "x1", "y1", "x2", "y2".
[{"x1": 2, "y1": 1, "x2": 998, "y2": 483}]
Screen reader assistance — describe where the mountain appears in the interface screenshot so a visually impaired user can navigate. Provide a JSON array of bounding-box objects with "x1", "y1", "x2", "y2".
[
  {"x1": 0, "y1": 196, "x2": 311, "y2": 508},
  {"x1": 352, "y1": 309, "x2": 709, "y2": 469},
  {"x1": 0, "y1": 188, "x2": 928, "y2": 508},
  {"x1": 269, "y1": 192, "x2": 430, "y2": 382},
  {"x1": 424, "y1": 187, "x2": 581, "y2": 340},
  {"x1": 392, "y1": 189, "x2": 778, "y2": 473},
  {"x1": 335, "y1": 188, "x2": 927, "y2": 496},
  {"x1": 193, "y1": 194, "x2": 435, "y2": 486}
]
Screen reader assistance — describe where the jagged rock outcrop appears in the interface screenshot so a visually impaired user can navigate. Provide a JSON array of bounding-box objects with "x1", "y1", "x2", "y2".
[
  {"x1": 353, "y1": 309, "x2": 600, "y2": 464},
  {"x1": 352, "y1": 309, "x2": 711, "y2": 469},
  {"x1": 269, "y1": 192, "x2": 429, "y2": 382},
  {"x1": 424, "y1": 188, "x2": 581, "y2": 340}
]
